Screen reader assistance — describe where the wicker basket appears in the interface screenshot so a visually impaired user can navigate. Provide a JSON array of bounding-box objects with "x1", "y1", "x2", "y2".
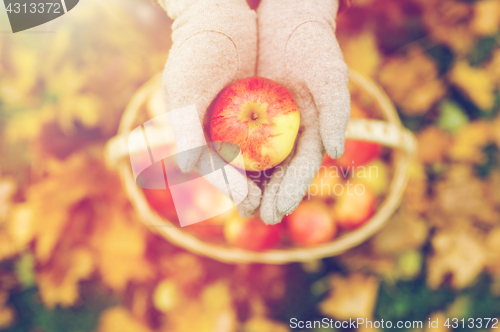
[{"x1": 105, "y1": 70, "x2": 417, "y2": 264}]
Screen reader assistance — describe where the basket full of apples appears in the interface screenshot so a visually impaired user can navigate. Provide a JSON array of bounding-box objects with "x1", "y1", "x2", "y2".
[{"x1": 105, "y1": 71, "x2": 416, "y2": 264}]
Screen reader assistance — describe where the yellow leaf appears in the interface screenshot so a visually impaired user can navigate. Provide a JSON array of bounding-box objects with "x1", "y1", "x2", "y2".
[
  {"x1": 448, "y1": 120, "x2": 494, "y2": 163},
  {"x1": 45, "y1": 64, "x2": 87, "y2": 97},
  {"x1": 160, "y1": 252, "x2": 204, "y2": 287},
  {"x1": 165, "y1": 282, "x2": 237, "y2": 332},
  {"x1": 427, "y1": 227, "x2": 487, "y2": 289},
  {"x1": 153, "y1": 279, "x2": 181, "y2": 313},
  {"x1": 0, "y1": 231, "x2": 18, "y2": 262},
  {"x1": 341, "y1": 31, "x2": 381, "y2": 78},
  {"x1": 201, "y1": 282, "x2": 234, "y2": 312},
  {"x1": 9, "y1": 45, "x2": 39, "y2": 97},
  {"x1": 26, "y1": 154, "x2": 101, "y2": 263},
  {"x1": 0, "y1": 178, "x2": 16, "y2": 221},
  {"x1": 404, "y1": 162, "x2": 430, "y2": 215},
  {"x1": 417, "y1": 127, "x2": 452, "y2": 164},
  {"x1": 5, "y1": 105, "x2": 54, "y2": 143},
  {"x1": 470, "y1": 0, "x2": 500, "y2": 36},
  {"x1": 319, "y1": 273, "x2": 379, "y2": 320},
  {"x1": 91, "y1": 209, "x2": 153, "y2": 291},
  {"x1": 436, "y1": 164, "x2": 499, "y2": 224},
  {"x1": 0, "y1": 308, "x2": 14, "y2": 330},
  {"x1": 372, "y1": 208, "x2": 428, "y2": 255},
  {"x1": 0, "y1": 296, "x2": 15, "y2": 330},
  {"x1": 418, "y1": 0, "x2": 476, "y2": 55},
  {"x1": 6, "y1": 203, "x2": 35, "y2": 251},
  {"x1": 485, "y1": 227, "x2": 500, "y2": 278},
  {"x1": 97, "y1": 307, "x2": 153, "y2": 332},
  {"x1": 58, "y1": 94, "x2": 102, "y2": 134},
  {"x1": 37, "y1": 247, "x2": 94, "y2": 308},
  {"x1": 378, "y1": 47, "x2": 446, "y2": 115},
  {"x1": 449, "y1": 61, "x2": 495, "y2": 110}
]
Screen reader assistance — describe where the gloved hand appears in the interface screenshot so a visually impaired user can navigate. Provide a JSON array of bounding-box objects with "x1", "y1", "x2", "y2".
[
  {"x1": 257, "y1": 0, "x2": 351, "y2": 224},
  {"x1": 159, "y1": 0, "x2": 261, "y2": 217}
]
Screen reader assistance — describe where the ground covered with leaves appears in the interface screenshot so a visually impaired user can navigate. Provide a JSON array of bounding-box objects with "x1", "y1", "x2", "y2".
[{"x1": 1, "y1": 0, "x2": 500, "y2": 331}]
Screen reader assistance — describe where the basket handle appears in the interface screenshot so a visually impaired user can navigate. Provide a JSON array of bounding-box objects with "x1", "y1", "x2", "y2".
[
  {"x1": 346, "y1": 118, "x2": 417, "y2": 155},
  {"x1": 105, "y1": 118, "x2": 416, "y2": 168}
]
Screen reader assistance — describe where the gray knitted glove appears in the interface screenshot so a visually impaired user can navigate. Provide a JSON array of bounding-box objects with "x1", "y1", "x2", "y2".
[
  {"x1": 159, "y1": 0, "x2": 261, "y2": 217},
  {"x1": 257, "y1": 0, "x2": 351, "y2": 224}
]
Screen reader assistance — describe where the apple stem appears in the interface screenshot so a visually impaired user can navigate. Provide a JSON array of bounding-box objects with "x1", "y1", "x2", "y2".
[{"x1": 251, "y1": 113, "x2": 258, "y2": 120}]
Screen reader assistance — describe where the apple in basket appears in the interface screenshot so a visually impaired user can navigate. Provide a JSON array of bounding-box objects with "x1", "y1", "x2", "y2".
[
  {"x1": 350, "y1": 159, "x2": 390, "y2": 196},
  {"x1": 142, "y1": 187, "x2": 178, "y2": 222},
  {"x1": 285, "y1": 201, "x2": 337, "y2": 246},
  {"x1": 334, "y1": 186, "x2": 376, "y2": 230},
  {"x1": 335, "y1": 139, "x2": 383, "y2": 169},
  {"x1": 307, "y1": 156, "x2": 343, "y2": 200},
  {"x1": 143, "y1": 175, "x2": 233, "y2": 238},
  {"x1": 210, "y1": 77, "x2": 300, "y2": 172},
  {"x1": 224, "y1": 214, "x2": 283, "y2": 251}
]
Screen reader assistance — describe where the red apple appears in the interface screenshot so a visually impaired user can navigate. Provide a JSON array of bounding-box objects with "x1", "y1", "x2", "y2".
[
  {"x1": 335, "y1": 140, "x2": 383, "y2": 169},
  {"x1": 224, "y1": 215, "x2": 283, "y2": 251},
  {"x1": 285, "y1": 201, "x2": 337, "y2": 246},
  {"x1": 169, "y1": 177, "x2": 235, "y2": 237},
  {"x1": 143, "y1": 173, "x2": 230, "y2": 238},
  {"x1": 143, "y1": 188, "x2": 178, "y2": 222},
  {"x1": 334, "y1": 186, "x2": 376, "y2": 229},
  {"x1": 210, "y1": 77, "x2": 300, "y2": 172}
]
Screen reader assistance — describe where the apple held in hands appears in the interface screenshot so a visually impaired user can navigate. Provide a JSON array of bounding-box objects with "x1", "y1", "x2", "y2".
[{"x1": 210, "y1": 77, "x2": 300, "y2": 172}]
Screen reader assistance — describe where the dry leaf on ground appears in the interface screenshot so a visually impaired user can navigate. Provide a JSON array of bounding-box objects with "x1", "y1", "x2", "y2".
[
  {"x1": 427, "y1": 227, "x2": 487, "y2": 289},
  {"x1": 378, "y1": 47, "x2": 446, "y2": 115},
  {"x1": 319, "y1": 273, "x2": 380, "y2": 320}
]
